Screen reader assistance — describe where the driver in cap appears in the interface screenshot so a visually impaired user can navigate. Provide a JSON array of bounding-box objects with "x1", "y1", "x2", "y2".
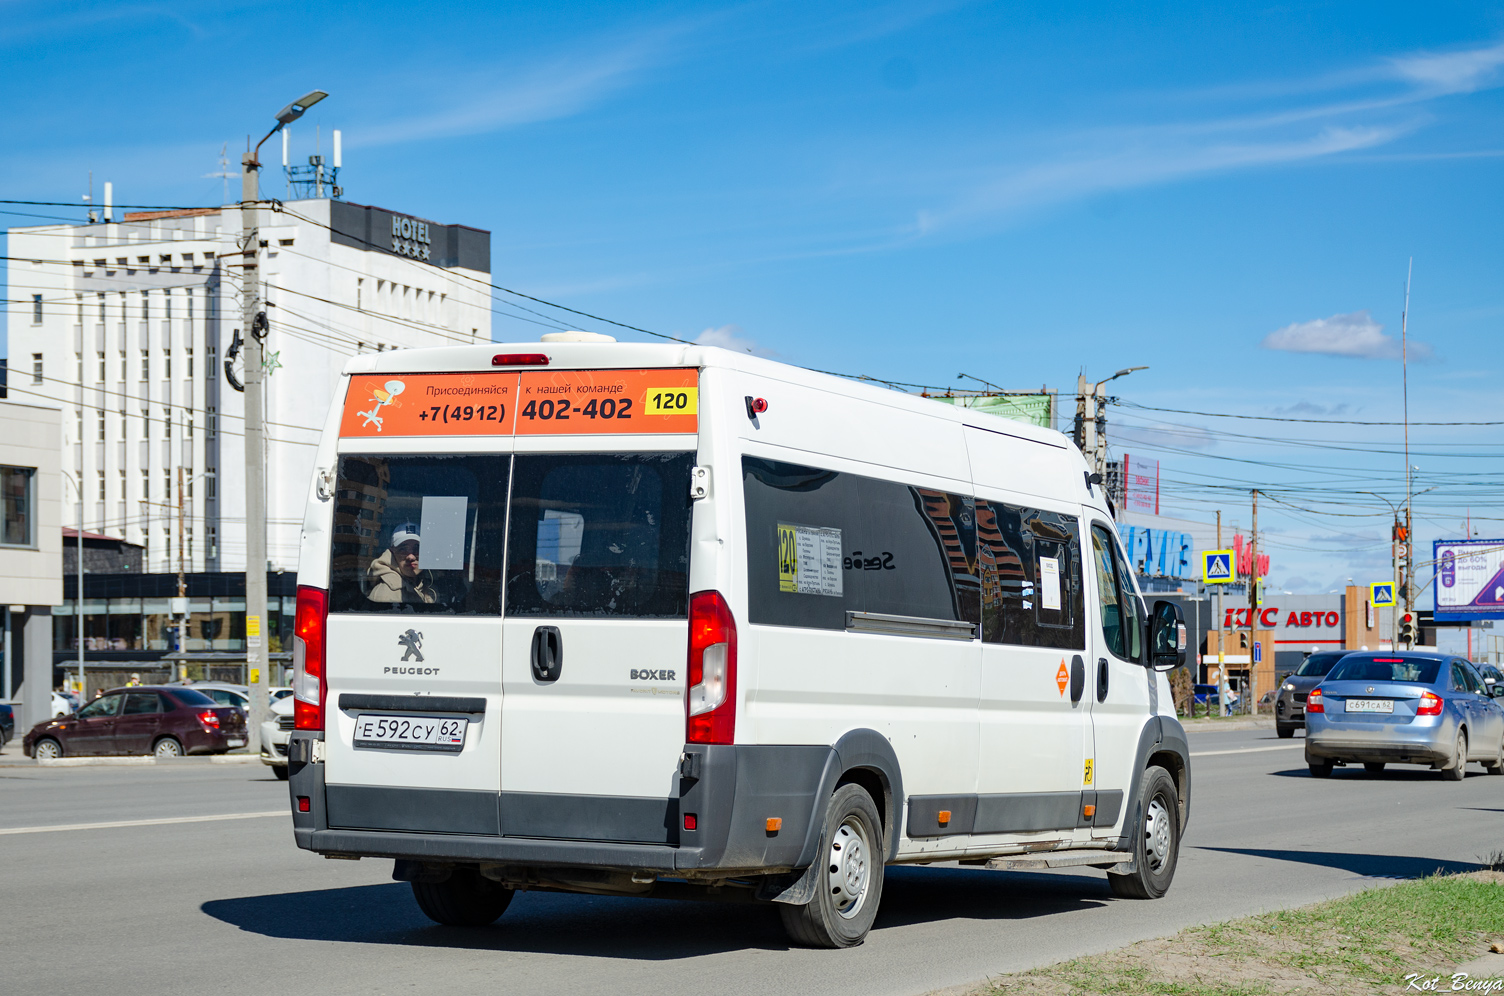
[{"x1": 366, "y1": 522, "x2": 437, "y2": 604}]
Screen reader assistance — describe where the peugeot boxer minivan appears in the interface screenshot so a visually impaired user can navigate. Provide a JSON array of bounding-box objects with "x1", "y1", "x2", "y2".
[{"x1": 284, "y1": 336, "x2": 1191, "y2": 948}]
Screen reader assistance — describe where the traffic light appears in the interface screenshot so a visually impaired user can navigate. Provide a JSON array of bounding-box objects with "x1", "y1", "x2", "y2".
[{"x1": 1398, "y1": 612, "x2": 1415, "y2": 647}]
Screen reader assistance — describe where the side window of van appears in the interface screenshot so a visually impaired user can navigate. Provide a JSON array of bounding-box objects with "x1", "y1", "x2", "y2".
[
  {"x1": 328, "y1": 455, "x2": 508, "y2": 614},
  {"x1": 742, "y1": 457, "x2": 979, "y2": 629},
  {"x1": 976, "y1": 500, "x2": 1085, "y2": 650},
  {"x1": 504, "y1": 453, "x2": 693, "y2": 619},
  {"x1": 1090, "y1": 523, "x2": 1141, "y2": 661}
]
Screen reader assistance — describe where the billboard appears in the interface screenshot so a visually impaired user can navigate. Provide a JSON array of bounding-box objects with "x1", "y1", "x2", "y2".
[
  {"x1": 1433, "y1": 538, "x2": 1504, "y2": 621},
  {"x1": 932, "y1": 393, "x2": 1054, "y2": 430},
  {"x1": 1122, "y1": 454, "x2": 1159, "y2": 515}
]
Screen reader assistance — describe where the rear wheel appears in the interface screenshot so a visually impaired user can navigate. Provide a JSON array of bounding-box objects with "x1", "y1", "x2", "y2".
[
  {"x1": 272, "y1": 765, "x2": 290, "y2": 781},
  {"x1": 1484, "y1": 736, "x2": 1503, "y2": 776},
  {"x1": 1363, "y1": 762, "x2": 1386, "y2": 775},
  {"x1": 1276, "y1": 725, "x2": 1295, "y2": 739},
  {"x1": 1308, "y1": 759, "x2": 1333, "y2": 778},
  {"x1": 779, "y1": 783, "x2": 885, "y2": 948},
  {"x1": 1442, "y1": 731, "x2": 1468, "y2": 781},
  {"x1": 33, "y1": 738, "x2": 62, "y2": 760},
  {"x1": 411, "y1": 868, "x2": 513, "y2": 927},
  {"x1": 1107, "y1": 766, "x2": 1180, "y2": 900},
  {"x1": 153, "y1": 737, "x2": 183, "y2": 759}
]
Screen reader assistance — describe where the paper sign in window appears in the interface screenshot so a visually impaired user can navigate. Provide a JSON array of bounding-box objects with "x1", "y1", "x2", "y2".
[
  {"x1": 1039, "y1": 556, "x2": 1061, "y2": 611},
  {"x1": 419, "y1": 496, "x2": 469, "y2": 570},
  {"x1": 778, "y1": 523, "x2": 844, "y2": 597}
]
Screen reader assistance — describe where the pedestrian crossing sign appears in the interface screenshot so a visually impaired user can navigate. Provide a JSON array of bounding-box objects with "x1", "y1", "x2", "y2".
[
  {"x1": 1370, "y1": 582, "x2": 1396, "y2": 607},
  {"x1": 1203, "y1": 549, "x2": 1235, "y2": 583}
]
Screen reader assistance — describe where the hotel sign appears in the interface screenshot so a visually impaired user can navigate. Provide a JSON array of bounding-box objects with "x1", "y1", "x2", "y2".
[{"x1": 329, "y1": 200, "x2": 490, "y2": 272}]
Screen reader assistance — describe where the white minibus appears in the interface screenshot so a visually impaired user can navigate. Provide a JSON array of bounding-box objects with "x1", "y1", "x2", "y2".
[{"x1": 286, "y1": 336, "x2": 1191, "y2": 948}]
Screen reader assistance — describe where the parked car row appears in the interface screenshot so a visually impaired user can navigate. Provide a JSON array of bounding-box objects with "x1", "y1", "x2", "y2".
[{"x1": 1297, "y1": 651, "x2": 1504, "y2": 780}]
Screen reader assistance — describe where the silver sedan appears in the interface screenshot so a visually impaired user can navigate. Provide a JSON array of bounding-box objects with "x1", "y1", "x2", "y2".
[{"x1": 1305, "y1": 652, "x2": 1504, "y2": 779}]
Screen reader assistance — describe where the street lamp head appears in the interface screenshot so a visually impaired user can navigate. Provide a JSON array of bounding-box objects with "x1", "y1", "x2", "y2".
[
  {"x1": 1104, "y1": 365, "x2": 1149, "y2": 384},
  {"x1": 275, "y1": 90, "x2": 328, "y2": 126}
]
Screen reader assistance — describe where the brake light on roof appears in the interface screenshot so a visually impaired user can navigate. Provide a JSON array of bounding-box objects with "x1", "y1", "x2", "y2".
[
  {"x1": 1417, "y1": 691, "x2": 1443, "y2": 716},
  {"x1": 686, "y1": 590, "x2": 737, "y2": 745},
  {"x1": 492, "y1": 353, "x2": 549, "y2": 366},
  {"x1": 293, "y1": 585, "x2": 328, "y2": 732},
  {"x1": 1372, "y1": 658, "x2": 1404, "y2": 663},
  {"x1": 197, "y1": 710, "x2": 220, "y2": 730},
  {"x1": 1306, "y1": 688, "x2": 1324, "y2": 714}
]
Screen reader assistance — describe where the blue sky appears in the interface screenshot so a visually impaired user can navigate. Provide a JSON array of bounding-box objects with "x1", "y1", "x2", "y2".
[{"x1": 3, "y1": 0, "x2": 1502, "y2": 607}]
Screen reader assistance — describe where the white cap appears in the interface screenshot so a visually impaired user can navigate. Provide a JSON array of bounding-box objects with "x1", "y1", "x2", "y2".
[{"x1": 391, "y1": 523, "x2": 420, "y2": 547}]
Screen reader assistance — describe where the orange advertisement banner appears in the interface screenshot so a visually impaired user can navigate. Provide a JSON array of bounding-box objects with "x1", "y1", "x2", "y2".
[
  {"x1": 339, "y1": 373, "x2": 519, "y2": 437},
  {"x1": 516, "y1": 368, "x2": 699, "y2": 435}
]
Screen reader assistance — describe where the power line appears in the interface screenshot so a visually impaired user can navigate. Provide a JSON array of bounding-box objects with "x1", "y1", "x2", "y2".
[{"x1": 1119, "y1": 399, "x2": 1504, "y2": 427}]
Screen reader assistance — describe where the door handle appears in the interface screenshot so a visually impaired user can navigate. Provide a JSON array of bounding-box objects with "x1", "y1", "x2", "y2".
[
  {"x1": 1070, "y1": 655, "x2": 1086, "y2": 704},
  {"x1": 530, "y1": 626, "x2": 563, "y2": 682},
  {"x1": 1097, "y1": 658, "x2": 1110, "y2": 702}
]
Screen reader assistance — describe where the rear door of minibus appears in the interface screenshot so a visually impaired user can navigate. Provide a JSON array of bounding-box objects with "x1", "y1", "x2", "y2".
[
  {"x1": 319, "y1": 371, "x2": 516, "y2": 836},
  {"x1": 497, "y1": 367, "x2": 701, "y2": 844}
]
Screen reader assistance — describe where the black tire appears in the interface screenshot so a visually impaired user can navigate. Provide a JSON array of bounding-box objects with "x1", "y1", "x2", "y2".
[
  {"x1": 1442, "y1": 730, "x2": 1468, "y2": 781},
  {"x1": 1276, "y1": 724, "x2": 1295, "y2": 739},
  {"x1": 1363, "y1": 762, "x2": 1386, "y2": 775},
  {"x1": 411, "y1": 868, "x2": 513, "y2": 927},
  {"x1": 1484, "y1": 736, "x2": 1503, "y2": 776},
  {"x1": 272, "y1": 765, "x2": 290, "y2": 781},
  {"x1": 779, "y1": 783, "x2": 885, "y2": 948},
  {"x1": 33, "y1": 737, "x2": 63, "y2": 760},
  {"x1": 152, "y1": 737, "x2": 183, "y2": 759},
  {"x1": 1107, "y1": 766, "x2": 1180, "y2": 900},
  {"x1": 1308, "y1": 759, "x2": 1334, "y2": 778}
]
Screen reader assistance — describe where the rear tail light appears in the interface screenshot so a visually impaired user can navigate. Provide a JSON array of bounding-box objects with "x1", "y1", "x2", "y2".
[
  {"x1": 686, "y1": 590, "x2": 737, "y2": 745},
  {"x1": 293, "y1": 585, "x2": 329, "y2": 731},
  {"x1": 1306, "y1": 688, "x2": 1324, "y2": 714},
  {"x1": 197, "y1": 710, "x2": 220, "y2": 730},
  {"x1": 1417, "y1": 691, "x2": 1443, "y2": 716},
  {"x1": 492, "y1": 353, "x2": 549, "y2": 366}
]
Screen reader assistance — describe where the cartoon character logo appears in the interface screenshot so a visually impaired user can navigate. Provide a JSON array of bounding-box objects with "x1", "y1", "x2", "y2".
[
  {"x1": 357, "y1": 380, "x2": 406, "y2": 430},
  {"x1": 397, "y1": 629, "x2": 424, "y2": 662}
]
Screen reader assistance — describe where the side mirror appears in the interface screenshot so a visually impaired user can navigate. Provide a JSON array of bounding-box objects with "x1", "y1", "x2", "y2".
[{"x1": 1149, "y1": 599, "x2": 1187, "y2": 673}]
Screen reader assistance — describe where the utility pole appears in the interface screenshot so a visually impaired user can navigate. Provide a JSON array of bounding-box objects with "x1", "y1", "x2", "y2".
[
  {"x1": 1215, "y1": 511, "x2": 1226, "y2": 718},
  {"x1": 241, "y1": 143, "x2": 269, "y2": 756},
  {"x1": 1399, "y1": 259, "x2": 1414, "y2": 649},
  {"x1": 240, "y1": 90, "x2": 327, "y2": 758},
  {"x1": 1248, "y1": 490, "x2": 1260, "y2": 715},
  {"x1": 176, "y1": 464, "x2": 187, "y2": 666},
  {"x1": 1074, "y1": 367, "x2": 1148, "y2": 482}
]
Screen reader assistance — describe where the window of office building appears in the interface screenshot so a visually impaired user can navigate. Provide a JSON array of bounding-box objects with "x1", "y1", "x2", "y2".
[
  {"x1": 31, "y1": 353, "x2": 42, "y2": 385},
  {"x1": 1, "y1": 466, "x2": 36, "y2": 547},
  {"x1": 32, "y1": 294, "x2": 42, "y2": 324}
]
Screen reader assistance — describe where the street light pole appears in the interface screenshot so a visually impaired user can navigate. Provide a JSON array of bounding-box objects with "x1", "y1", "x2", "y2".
[
  {"x1": 61, "y1": 472, "x2": 84, "y2": 702},
  {"x1": 1075, "y1": 366, "x2": 1148, "y2": 485},
  {"x1": 241, "y1": 89, "x2": 326, "y2": 758}
]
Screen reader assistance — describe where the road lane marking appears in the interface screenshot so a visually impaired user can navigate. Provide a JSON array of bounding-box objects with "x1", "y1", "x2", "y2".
[
  {"x1": 1191, "y1": 744, "x2": 1305, "y2": 757},
  {"x1": 0, "y1": 810, "x2": 287, "y2": 836}
]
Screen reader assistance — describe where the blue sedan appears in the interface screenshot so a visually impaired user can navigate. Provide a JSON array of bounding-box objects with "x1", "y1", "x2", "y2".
[{"x1": 1305, "y1": 652, "x2": 1504, "y2": 780}]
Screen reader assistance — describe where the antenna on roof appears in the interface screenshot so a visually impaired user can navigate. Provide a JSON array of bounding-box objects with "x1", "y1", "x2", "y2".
[{"x1": 204, "y1": 143, "x2": 235, "y2": 205}]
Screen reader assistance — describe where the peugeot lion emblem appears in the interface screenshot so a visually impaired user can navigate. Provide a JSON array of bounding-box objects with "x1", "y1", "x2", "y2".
[{"x1": 397, "y1": 630, "x2": 424, "y2": 662}]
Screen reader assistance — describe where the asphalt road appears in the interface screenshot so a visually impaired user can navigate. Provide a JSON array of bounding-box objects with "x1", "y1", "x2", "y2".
[{"x1": 1, "y1": 727, "x2": 1498, "y2": 996}]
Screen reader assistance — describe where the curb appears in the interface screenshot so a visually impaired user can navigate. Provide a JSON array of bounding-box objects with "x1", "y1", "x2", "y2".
[{"x1": 19, "y1": 753, "x2": 264, "y2": 768}]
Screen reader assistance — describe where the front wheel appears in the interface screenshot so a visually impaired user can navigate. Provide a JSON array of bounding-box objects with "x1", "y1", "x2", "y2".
[
  {"x1": 411, "y1": 868, "x2": 513, "y2": 927},
  {"x1": 1276, "y1": 724, "x2": 1295, "y2": 739},
  {"x1": 1308, "y1": 759, "x2": 1334, "y2": 778},
  {"x1": 33, "y1": 738, "x2": 63, "y2": 760},
  {"x1": 1107, "y1": 766, "x2": 1180, "y2": 900},
  {"x1": 1442, "y1": 731, "x2": 1468, "y2": 781},
  {"x1": 779, "y1": 783, "x2": 885, "y2": 948}
]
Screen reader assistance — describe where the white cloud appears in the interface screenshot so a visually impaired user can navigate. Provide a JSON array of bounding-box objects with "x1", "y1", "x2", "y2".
[
  {"x1": 1390, "y1": 41, "x2": 1504, "y2": 93},
  {"x1": 694, "y1": 324, "x2": 775, "y2": 357},
  {"x1": 1260, "y1": 310, "x2": 1434, "y2": 361}
]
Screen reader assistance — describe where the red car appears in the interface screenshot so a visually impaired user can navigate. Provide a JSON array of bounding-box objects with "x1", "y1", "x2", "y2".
[{"x1": 23, "y1": 686, "x2": 247, "y2": 759}]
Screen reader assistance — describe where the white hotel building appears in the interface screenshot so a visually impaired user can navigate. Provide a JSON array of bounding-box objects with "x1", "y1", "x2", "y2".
[{"x1": 6, "y1": 198, "x2": 492, "y2": 575}]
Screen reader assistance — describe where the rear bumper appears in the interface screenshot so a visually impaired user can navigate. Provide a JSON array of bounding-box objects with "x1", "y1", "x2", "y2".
[
  {"x1": 286, "y1": 735, "x2": 838, "y2": 877},
  {"x1": 1305, "y1": 719, "x2": 1452, "y2": 763}
]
